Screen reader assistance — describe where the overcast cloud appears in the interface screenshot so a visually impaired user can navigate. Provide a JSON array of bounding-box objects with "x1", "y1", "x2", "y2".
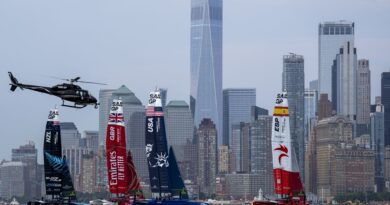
[{"x1": 0, "y1": 0, "x2": 389, "y2": 162}]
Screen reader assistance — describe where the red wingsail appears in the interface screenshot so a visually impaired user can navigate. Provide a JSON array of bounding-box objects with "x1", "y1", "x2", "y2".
[
  {"x1": 126, "y1": 150, "x2": 142, "y2": 193},
  {"x1": 106, "y1": 99, "x2": 129, "y2": 194}
]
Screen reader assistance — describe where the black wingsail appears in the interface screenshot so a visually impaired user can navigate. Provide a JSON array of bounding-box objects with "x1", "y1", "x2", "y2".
[
  {"x1": 43, "y1": 108, "x2": 76, "y2": 201},
  {"x1": 145, "y1": 91, "x2": 171, "y2": 198},
  {"x1": 168, "y1": 146, "x2": 188, "y2": 199},
  {"x1": 43, "y1": 109, "x2": 63, "y2": 198}
]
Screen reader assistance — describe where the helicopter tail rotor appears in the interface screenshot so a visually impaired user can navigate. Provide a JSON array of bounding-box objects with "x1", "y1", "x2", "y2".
[{"x1": 8, "y1": 72, "x2": 23, "y2": 91}]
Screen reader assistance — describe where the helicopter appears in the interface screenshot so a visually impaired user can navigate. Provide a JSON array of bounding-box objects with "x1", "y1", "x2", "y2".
[{"x1": 8, "y1": 72, "x2": 106, "y2": 109}]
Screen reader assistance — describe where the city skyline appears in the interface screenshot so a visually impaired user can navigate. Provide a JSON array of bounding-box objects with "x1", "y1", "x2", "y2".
[{"x1": 1, "y1": 0, "x2": 390, "y2": 162}]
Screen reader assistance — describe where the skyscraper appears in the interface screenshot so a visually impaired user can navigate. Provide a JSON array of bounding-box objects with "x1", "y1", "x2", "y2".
[
  {"x1": 382, "y1": 72, "x2": 390, "y2": 146},
  {"x1": 61, "y1": 122, "x2": 81, "y2": 150},
  {"x1": 197, "y1": 118, "x2": 218, "y2": 197},
  {"x1": 0, "y1": 161, "x2": 27, "y2": 199},
  {"x1": 190, "y1": 0, "x2": 223, "y2": 144},
  {"x1": 165, "y1": 100, "x2": 194, "y2": 146},
  {"x1": 11, "y1": 142, "x2": 40, "y2": 198},
  {"x1": 82, "y1": 130, "x2": 99, "y2": 154},
  {"x1": 282, "y1": 53, "x2": 305, "y2": 177},
  {"x1": 165, "y1": 100, "x2": 195, "y2": 181},
  {"x1": 223, "y1": 88, "x2": 256, "y2": 146},
  {"x1": 250, "y1": 115, "x2": 274, "y2": 195},
  {"x1": 334, "y1": 41, "x2": 357, "y2": 121},
  {"x1": 98, "y1": 89, "x2": 115, "y2": 145},
  {"x1": 319, "y1": 21, "x2": 354, "y2": 100},
  {"x1": 357, "y1": 59, "x2": 371, "y2": 124},
  {"x1": 304, "y1": 90, "x2": 318, "y2": 146},
  {"x1": 371, "y1": 103, "x2": 385, "y2": 191}
]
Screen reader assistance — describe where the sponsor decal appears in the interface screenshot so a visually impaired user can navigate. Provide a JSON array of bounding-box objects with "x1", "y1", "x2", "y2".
[
  {"x1": 109, "y1": 151, "x2": 118, "y2": 185},
  {"x1": 53, "y1": 132, "x2": 58, "y2": 145},
  {"x1": 149, "y1": 93, "x2": 160, "y2": 104},
  {"x1": 155, "y1": 152, "x2": 169, "y2": 168},
  {"x1": 274, "y1": 144, "x2": 289, "y2": 165},
  {"x1": 48, "y1": 110, "x2": 58, "y2": 119},
  {"x1": 46, "y1": 176, "x2": 61, "y2": 182},
  {"x1": 147, "y1": 118, "x2": 153, "y2": 132},
  {"x1": 274, "y1": 118, "x2": 280, "y2": 132},
  {"x1": 109, "y1": 127, "x2": 115, "y2": 141},
  {"x1": 45, "y1": 131, "x2": 51, "y2": 143}
]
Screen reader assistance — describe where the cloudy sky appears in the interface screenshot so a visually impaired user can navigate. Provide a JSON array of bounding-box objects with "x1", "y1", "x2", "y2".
[{"x1": 0, "y1": 0, "x2": 389, "y2": 162}]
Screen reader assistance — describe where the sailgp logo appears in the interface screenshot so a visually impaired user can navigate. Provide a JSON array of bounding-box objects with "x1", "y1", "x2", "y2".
[{"x1": 274, "y1": 144, "x2": 288, "y2": 165}]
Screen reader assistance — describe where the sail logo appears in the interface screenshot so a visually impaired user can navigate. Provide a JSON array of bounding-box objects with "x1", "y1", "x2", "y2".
[
  {"x1": 45, "y1": 132, "x2": 51, "y2": 143},
  {"x1": 109, "y1": 151, "x2": 118, "y2": 185},
  {"x1": 274, "y1": 144, "x2": 288, "y2": 165},
  {"x1": 147, "y1": 118, "x2": 153, "y2": 132},
  {"x1": 109, "y1": 127, "x2": 115, "y2": 140},
  {"x1": 149, "y1": 93, "x2": 160, "y2": 104},
  {"x1": 48, "y1": 110, "x2": 58, "y2": 119},
  {"x1": 274, "y1": 118, "x2": 280, "y2": 132}
]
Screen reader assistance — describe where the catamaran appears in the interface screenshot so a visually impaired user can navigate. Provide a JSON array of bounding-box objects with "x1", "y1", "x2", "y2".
[
  {"x1": 28, "y1": 108, "x2": 76, "y2": 205},
  {"x1": 106, "y1": 99, "x2": 143, "y2": 205},
  {"x1": 252, "y1": 93, "x2": 308, "y2": 205},
  {"x1": 132, "y1": 90, "x2": 202, "y2": 205}
]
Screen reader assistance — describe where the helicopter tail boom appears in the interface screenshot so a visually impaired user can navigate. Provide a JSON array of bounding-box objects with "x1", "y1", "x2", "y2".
[{"x1": 8, "y1": 72, "x2": 22, "y2": 91}]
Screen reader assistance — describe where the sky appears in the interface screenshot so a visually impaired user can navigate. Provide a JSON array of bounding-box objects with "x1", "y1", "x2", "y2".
[{"x1": 0, "y1": 0, "x2": 390, "y2": 162}]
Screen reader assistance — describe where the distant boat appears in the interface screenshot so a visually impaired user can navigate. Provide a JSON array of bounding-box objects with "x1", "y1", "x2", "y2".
[
  {"x1": 28, "y1": 108, "x2": 76, "y2": 205},
  {"x1": 105, "y1": 98, "x2": 143, "y2": 205},
  {"x1": 252, "y1": 93, "x2": 308, "y2": 205}
]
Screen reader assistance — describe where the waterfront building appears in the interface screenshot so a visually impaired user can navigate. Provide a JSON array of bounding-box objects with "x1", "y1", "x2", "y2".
[
  {"x1": 334, "y1": 41, "x2": 357, "y2": 121},
  {"x1": 60, "y1": 122, "x2": 81, "y2": 150},
  {"x1": 317, "y1": 94, "x2": 333, "y2": 120},
  {"x1": 356, "y1": 59, "x2": 371, "y2": 125},
  {"x1": 318, "y1": 21, "x2": 354, "y2": 100},
  {"x1": 197, "y1": 118, "x2": 218, "y2": 197},
  {"x1": 82, "y1": 130, "x2": 99, "y2": 154},
  {"x1": 225, "y1": 173, "x2": 262, "y2": 200},
  {"x1": 223, "y1": 88, "x2": 256, "y2": 145},
  {"x1": 0, "y1": 161, "x2": 27, "y2": 199},
  {"x1": 251, "y1": 106, "x2": 269, "y2": 121},
  {"x1": 304, "y1": 90, "x2": 318, "y2": 146},
  {"x1": 309, "y1": 79, "x2": 318, "y2": 91},
  {"x1": 11, "y1": 142, "x2": 40, "y2": 198},
  {"x1": 315, "y1": 116, "x2": 374, "y2": 200},
  {"x1": 282, "y1": 53, "x2": 305, "y2": 178},
  {"x1": 190, "y1": 0, "x2": 223, "y2": 144},
  {"x1": 371, "y1": 103, "x2": 385, "y2": 191},
  {"x1": 165, "y1": 100, "x2": 195, "y2": 181},
  {"x1": 230, "y1": 122, "x2": 251, "y2": 173},
  {"x1": 218, "y1": 145, "x2": 229, "y2": 174},
  {"x1": 250, "y1": 115, "x2": 274, "y2": 195},
  {"x1": 382, "y1": 72, "x2": 390, "y2": 146},
  {"x1": 80, "y1": 153, "x2": 97, "y2": 193}
]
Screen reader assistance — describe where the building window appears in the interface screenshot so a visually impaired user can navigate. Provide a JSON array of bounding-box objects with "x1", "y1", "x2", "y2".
[{"x1": 191, "y1": 7, "x2": 203, "y2": 21}]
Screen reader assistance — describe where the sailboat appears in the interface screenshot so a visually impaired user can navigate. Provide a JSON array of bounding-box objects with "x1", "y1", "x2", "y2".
[
  {"x1": 28, "y1": 108, "x2": 76, "y2": 205},
  {"x1": 252, "y1": 93, "x2": 308, "y2": 205},
  {"x1": 106, "y1": 98, "x2": 143, "y2": 205},
  {"x1": 132, "y1": 90, "x2": 202, "y2": 205}
]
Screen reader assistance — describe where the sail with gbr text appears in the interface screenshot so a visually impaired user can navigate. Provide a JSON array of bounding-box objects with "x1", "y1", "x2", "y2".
[{"x1": 106, "y1": 99, "x2": 130, "y2": 194}]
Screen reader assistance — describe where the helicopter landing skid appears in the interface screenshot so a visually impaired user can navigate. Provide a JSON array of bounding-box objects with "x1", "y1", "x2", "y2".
[{"x1": 61, "y1": 101, "x2": 87, "y2": 109}]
